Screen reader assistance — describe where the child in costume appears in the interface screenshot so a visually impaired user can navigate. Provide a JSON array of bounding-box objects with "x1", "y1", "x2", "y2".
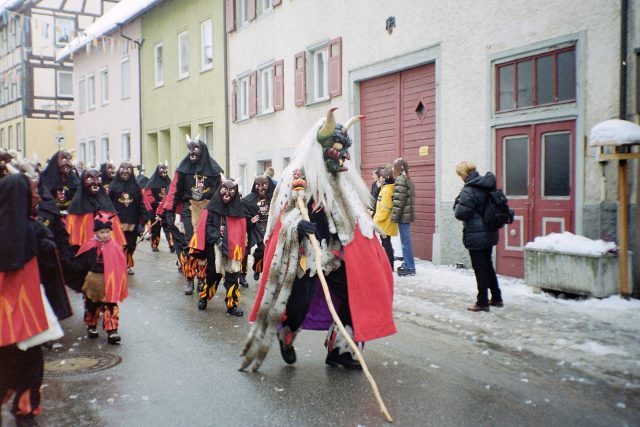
[
  {"x1": 190, "y1": 179, "x2": 246, "y2": 316},
  {"x1": 75, "y1": 212, "x2": 129, "y2": 344}
]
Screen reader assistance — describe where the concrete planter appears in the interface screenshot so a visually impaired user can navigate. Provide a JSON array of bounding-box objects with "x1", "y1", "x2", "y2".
[{"x1": 524, "y1": 248, "x2": 633, "y2": 298}]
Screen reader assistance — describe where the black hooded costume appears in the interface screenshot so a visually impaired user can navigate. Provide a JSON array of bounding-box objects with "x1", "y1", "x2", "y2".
[
  {"x1": 242, "y1": 176, "x2": 277, "y2": 277},
  {"x1": 109, "y1": 169, "x2": 145, "y2": 269},
  {"x1": 38, "y1": 152, "x2": 79, "y2": 213},
  {"x1": 99, "y1": 163, "x2": 114, "y2": 192},
  {"x1": 143, "y1": 165, "x2": 173, "y2": 251}
]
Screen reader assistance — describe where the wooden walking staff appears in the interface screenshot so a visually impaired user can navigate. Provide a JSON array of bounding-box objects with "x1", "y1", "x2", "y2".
[
  {"x1": 137, "y1": 217, "x2": 160, "y2": 243},
  {"x1": 291, "y1": 171, "x2": 393, "y2": 423}
]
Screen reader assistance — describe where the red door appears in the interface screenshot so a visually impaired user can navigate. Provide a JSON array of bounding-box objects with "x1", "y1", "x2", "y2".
[
  {"x1": 359, "y1": 63, "x2": 436, "y2": 260},
  {"x1": 495, "y1": 120, "x2": 575, "y2": 277}
]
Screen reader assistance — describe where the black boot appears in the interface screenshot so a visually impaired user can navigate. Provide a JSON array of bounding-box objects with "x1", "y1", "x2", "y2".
[
  {"x1": 197, "y1": 298, "x2": 207, "y2": 310},
  {"x1": 239, "y1": 275, "x2": 249, "y2": 288},
  {"x1": 253, "y1": 271, "x2": 260, "y2": 281},
  {"x1": 196, "y1": 278, "x2": 205, "y2": 292},
  {"x1": 278, "y1": 327, "x2": 297, "y2": 364},
  {"x1": 107, "y1": 330, "x2": 121, "y2": 345},
  {"x1": 325, "y1": 348, "x2": 362, "y2": 370},
  {"x1": 87, "y1": 327, "x2": 99, "y2": 339},
  {"x1": 184, "y1": 279, "x2": 194, "y2": 295},
  {"x1": 226, "y1": 306, "x2": 243, "y2": 316}
]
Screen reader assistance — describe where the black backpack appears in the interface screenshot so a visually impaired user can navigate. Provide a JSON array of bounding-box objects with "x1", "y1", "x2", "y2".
[{"x1": 482, "y1": 188, "x2": 514, "y2": 230}]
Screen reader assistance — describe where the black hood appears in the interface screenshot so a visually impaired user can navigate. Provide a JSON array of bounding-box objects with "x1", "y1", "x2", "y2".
[
  {"x1": 39, "y1": 151, "x2": 80, "y2": 192},
  {"x1": 464, "y1": 171, "x2": 497, "y2": 191},
  {"x1": 146, "y1": 165, "x2": 171, "y2": 190},
  {"x1": 243, "y1": 176, "x2": 276, "y2": 205},
  {"x1": 68, "y1": 171, "x2": 116, "y2": 214},
  {"x1": 207, "y1": 190, "x2": 243, "y2": 217},
  {"x1": 110, "y1": 171, "x2": 141, "y2": 196},
  {"x1": 99, "y1": 163, "x2": 114, "y2": 186},
  {"x1": 0, "y1": 174, "x2": 37, "y2": 271},
  {"x1": 176, "y1": 141, "x2": 224, "y2": 176},
  {"x1": 37, "y1": 185, "x2": 61, "y2": 217},
  {"x1": 136, "y1": 173, "x2": 149, "y2": 187}
]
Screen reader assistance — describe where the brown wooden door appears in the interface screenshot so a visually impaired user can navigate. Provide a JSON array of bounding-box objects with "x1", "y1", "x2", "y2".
[
  {"x1": 360, "y1": 63, "x2": 436, "y2": 260},
  {"x1": 495, "y1": 120, "x2": 575, "y2": 277}
]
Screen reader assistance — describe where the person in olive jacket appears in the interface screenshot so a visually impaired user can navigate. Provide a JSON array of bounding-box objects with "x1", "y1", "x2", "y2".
[
  {"x1": 453, "y1": 161, "x2": 503, "y2": 312},
  {"x1": 391, "y1": 158, "x2": 416, "y2": 276}
]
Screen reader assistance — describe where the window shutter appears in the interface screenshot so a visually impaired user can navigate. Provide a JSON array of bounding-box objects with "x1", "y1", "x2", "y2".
[
  {"x1": 248, "y1": 0, "x2": 256, "y2": 21},
  {"x1": 273, "y1": 60, "x2": 284, "y2": 111},
  {"x1": 294, "y1": 51, "x2": 306, "y2": 106},
  {"x1": 272, "y1": 0, "x2": 282, "y2": 6},
  {"x1": 231, "y1": 79, "x2": 237, "y2": 122},
  {"x1": 249, "y1": 71, "x2": 257, "y2": 117},
  {"x1": 328, "y1": 37, "x2": 342, "y2": 98},
  {"x1": 225, "y1": 0, "x2": 236, "y2": 33}
]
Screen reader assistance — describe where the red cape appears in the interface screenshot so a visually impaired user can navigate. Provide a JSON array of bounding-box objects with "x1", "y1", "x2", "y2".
[
  {"x1": 141, "y1": 188, "x2": 155, "y2": 213},
  {"x1": 156, "y1": 171, "x2": 183, "y2": 216},
  {"x1": 249, "y1": 218, "x2": 396, "y2": 343},
  {"x1": 0, "y1": 257, "x2": 48, "y2": 346},
  {"x1": 189, "y1": 210, "x2": 247, "y2": 261},
  {"x1": 76, "y1": 237, "x2": 128, "y2": 303},
  {"x1": 67, "y1": 211, "x2": 126, "y2": 247}
]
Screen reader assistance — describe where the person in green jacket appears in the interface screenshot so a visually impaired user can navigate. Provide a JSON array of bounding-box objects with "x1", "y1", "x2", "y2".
[
  {"x1": 373, "y1": 165, "x2": 398, "y2": 269},
  {"x1": 391, "y1": 158, "x2": 416, "y2": 276}
]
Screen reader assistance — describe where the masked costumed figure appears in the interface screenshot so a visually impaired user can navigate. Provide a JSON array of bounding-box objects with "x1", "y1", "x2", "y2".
[
  {"x1": 0, "y1": 173, "x2": 64, "y2": 424},
  {"x1": 136, "y1": 164, "x2": 149, "y2": 187},
  {"x1": 109, "y1": 161, "x2": 145, "y2": 274},
  {"x1": 38, "y1": 150, "x2": 79, "y2": 214},
  {"x1": 189, "y1": 179, "x2": 246, "y2": 315},
  {"x1": 142, "y1": 164, "x2": 174, "y2": 252},
  {"x1": 241, "y1": 108, "x2": 396, "y2": 372},
  {"x1": 75, "y1": 213, "x2": 128, "y2": 344},
  {"x1": 66, "y1": 169, "x2": 126, "y2": 250},
  {"x1": 99, "y1": 161, "x2": 116, "y2": 193},
  {"x1": 242, "y1": 175, "x2": 277, "y2": 283},
  {"x1": 159, "y1": 136, "x2": 224, "y2": 295}
]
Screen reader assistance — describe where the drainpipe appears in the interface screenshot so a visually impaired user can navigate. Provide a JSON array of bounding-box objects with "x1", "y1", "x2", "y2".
[
  {"x1": 620, "y1": 0, "x2": 628, "y2": 120},
  {"x1": 223, "y1": 1, "x2": 230, "y2": 174},
  {"x1": 119, "y1": 24, "x2": 144, "y2": 165}
]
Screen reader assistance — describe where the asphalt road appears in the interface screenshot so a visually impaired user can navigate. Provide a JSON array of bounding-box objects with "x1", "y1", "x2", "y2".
[{"x1": 3, "y1": 243, "x2": 638, "y2": 426}]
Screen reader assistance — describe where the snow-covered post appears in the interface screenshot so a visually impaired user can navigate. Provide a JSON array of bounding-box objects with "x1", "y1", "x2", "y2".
[{"x1": 589, "y1": 119, "x2": 640, "y2": 297}]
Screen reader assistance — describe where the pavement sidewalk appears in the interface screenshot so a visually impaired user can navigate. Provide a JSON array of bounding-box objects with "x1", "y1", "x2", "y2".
[{"x1": 392, "y1": 254, "x2": 640, "y2": 391}]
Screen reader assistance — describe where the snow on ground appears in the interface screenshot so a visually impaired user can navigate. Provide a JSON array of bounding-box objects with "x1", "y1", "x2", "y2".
[{"x1": 391, "y1": 255, "x2": 640, "y2": 389}]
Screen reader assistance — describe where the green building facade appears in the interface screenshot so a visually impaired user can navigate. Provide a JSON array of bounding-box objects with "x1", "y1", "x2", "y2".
[{"x1": 141, "y1": 0, "x2": 226, "y2": 173}]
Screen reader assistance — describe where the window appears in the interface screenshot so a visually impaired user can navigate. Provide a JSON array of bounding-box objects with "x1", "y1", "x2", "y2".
[
  {"x1": 201, "y1": 20, "x2": 213, "y2": 71},
  {"x1": 237, "y1": 75, "x2": 250, "y2": 120},
  {"x1": 122, "y1": 132, "x2": 131, "y2": 161},
  {"x1": 496, "y1": 46, "x2": 576, "y2": 112},
  {"x1": 257, "y1": 0, "x2": 272, "y2": 16},
  {"x1": 87, "y1": 138, "x2": 96, "y2": 167},
  {"x1": 87, "y1": 73, "x2": 95, "y2": 109},
  {"x1": 503, "y1": 136, "x2": 529, "y2": 196},
  {"x1": 16, "y1": 123, "x2": 22, "y2": 151},
  {"x1": 56, "y1": 71, "x2": 73, "y2": 97},
  {"x1": 203, "y1": 124, "x2": 213, "y2": 147},
  {"x1": 78, "y1": 77, "x2": 85, "y2": 112},
  {"x1": 121, "y1": 57, "x2": 131, "y2": 99},
  {"x1": 308, "y1": 45, "x2": 328, "y2": 102},
  {"x1": 100, "y1": 68, "x2": 108, "y2": 105},
  {"x1": 0, "y1": 129, "x2": 4, "y2": 148},
  {"x1": 542, "y1": 132, "x2": 571, "y2": 197},
  {"x1": 55, "y1": 17, "x2": 75, "y2": 47},
  {"x1": 178, "y1": 31, "x2": 189, "y2": 79},
  {"x1": 154, "y1": 43, "x2": 164, "y2": 86},
  {"x1": 236, "y1": 0, "x2": 249, "y2": 27},
  {"x1": 7, "y1": 126, "x2": 12, "y2": 149},
  {"x1": 101, "y1": 136, "x2": 109, "y2": 162},
  {"x1": 283, "y1": 157, "x2": 290, "y2": 169},
  {"x1": 78, "y1": 140, "x2": 86, "y2": 164},
  {"x1": 258, "y1": 65, "x2": 274, "y2": 114}
]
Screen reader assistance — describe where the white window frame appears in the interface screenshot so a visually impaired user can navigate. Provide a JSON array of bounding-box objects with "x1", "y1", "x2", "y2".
[
  {"x1": 121, "y1": 131, "x2": 131, "y2": 161},
  {"x1": 258, "y1": 64, "x2": 274, "y2": 115},
  {"x1": 87, "y1": 73, "x2": 95, "y2": 110},
  {"x1": 54, "y1": 16, "x2": 75, "y2": 48},
  {"x1": 154, "y1": 43, "x2": 164, "y2": 86},
  {"x1": 100, "y1": 135, "x2": 109, "y2": 163},
  {"x1": 100, "y1": 67, "x2": 108, "y2": 105},
  {"x1": 87, "y1": 138, "x2": 96, "y2": 167},
  {"x1": 308, "y1": 44, "x2": 329, "y2": 103},
  {"x1": 257, "y1": 0, "x2": 272, "y2": 16},
  {"x1": 237, "y1": 74, "x2": 250, "y2": 121},
  {"x1": 236, "y1": 0, "x2": 249, "y2": 28},
  {"x1": 78, "y1": 139, "x2": 86, "y2": 164},
  {"x1": 203, "y1": 123, "x2": 213, "y2": 147},
  {"x1": 16, "y1": 122, "x2": 22, "y2": 151},
  {"x1": 77, "y1": 77, "x2": 86, "y2": 113},
  {"x1": 57, "y1": 70, "x2": 73, "y2": 97},
  {"x1": 121, "y1": 56, "x2": 131, "y2": 99},
  {"x1": 178, "y1": 31, "x2": 189, "y2": 79},
  {"x1": 200, "y1": 19, "x2": 213, "y2": 72}
]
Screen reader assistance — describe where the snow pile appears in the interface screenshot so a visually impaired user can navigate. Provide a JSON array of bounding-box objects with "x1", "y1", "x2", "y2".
[
  {"x1": 56, "y1": 0, "x2": 161, "y2": 61},
  {"x1": 589, "y1": 119, "x2": 640, "y2": 147},
  {"x1": 524, "y1": 232, "x2": 617, "y2": 255}
]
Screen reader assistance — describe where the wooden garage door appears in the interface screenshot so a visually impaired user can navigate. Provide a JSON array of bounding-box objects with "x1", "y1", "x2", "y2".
[{"x1": 360, "y1": 63, "x2": 436, "y2": 260}]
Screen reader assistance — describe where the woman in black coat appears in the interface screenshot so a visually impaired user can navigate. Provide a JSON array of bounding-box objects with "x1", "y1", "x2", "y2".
[{"x1": 453, "y1": 161, "x2": 503, "y2": 312}]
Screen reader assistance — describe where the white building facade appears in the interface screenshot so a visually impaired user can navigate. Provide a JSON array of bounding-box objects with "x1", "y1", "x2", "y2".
[{"x1": 226, "y1": 0, "x2": 639, "y2": 280}]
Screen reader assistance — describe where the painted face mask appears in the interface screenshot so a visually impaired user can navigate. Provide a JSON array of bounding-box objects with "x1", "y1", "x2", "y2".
[
  {"x1": 188, "y1": 141, "x2": 203, "y2": 164},
  {"x1": 83, "y1": 170, "x2": 101, "y2": 195},
  {"x1": 219, "y1": 180, "x2": 238, "y2": 204},
  {"x1": 316, "y1": 108, "x2": 364, "y2": 174},
  {"x1": 0, "y1": 149, "x2": 11, "y2": 178},
  {"x1": 254, "y1": 176, "x2": 269, "y2": 197},
  {"x1": 57, "y1": 151, "x2": 73, "y2": 176},
  {"x1": 105, "y1": 163, "x2": 116, "y2": 179},
  {"x1": 158, "y1": 165, "x2": 168, "y2": 178},
  {"x1": 118, "y1": 162, "x2": 133, "y2": 181}
]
